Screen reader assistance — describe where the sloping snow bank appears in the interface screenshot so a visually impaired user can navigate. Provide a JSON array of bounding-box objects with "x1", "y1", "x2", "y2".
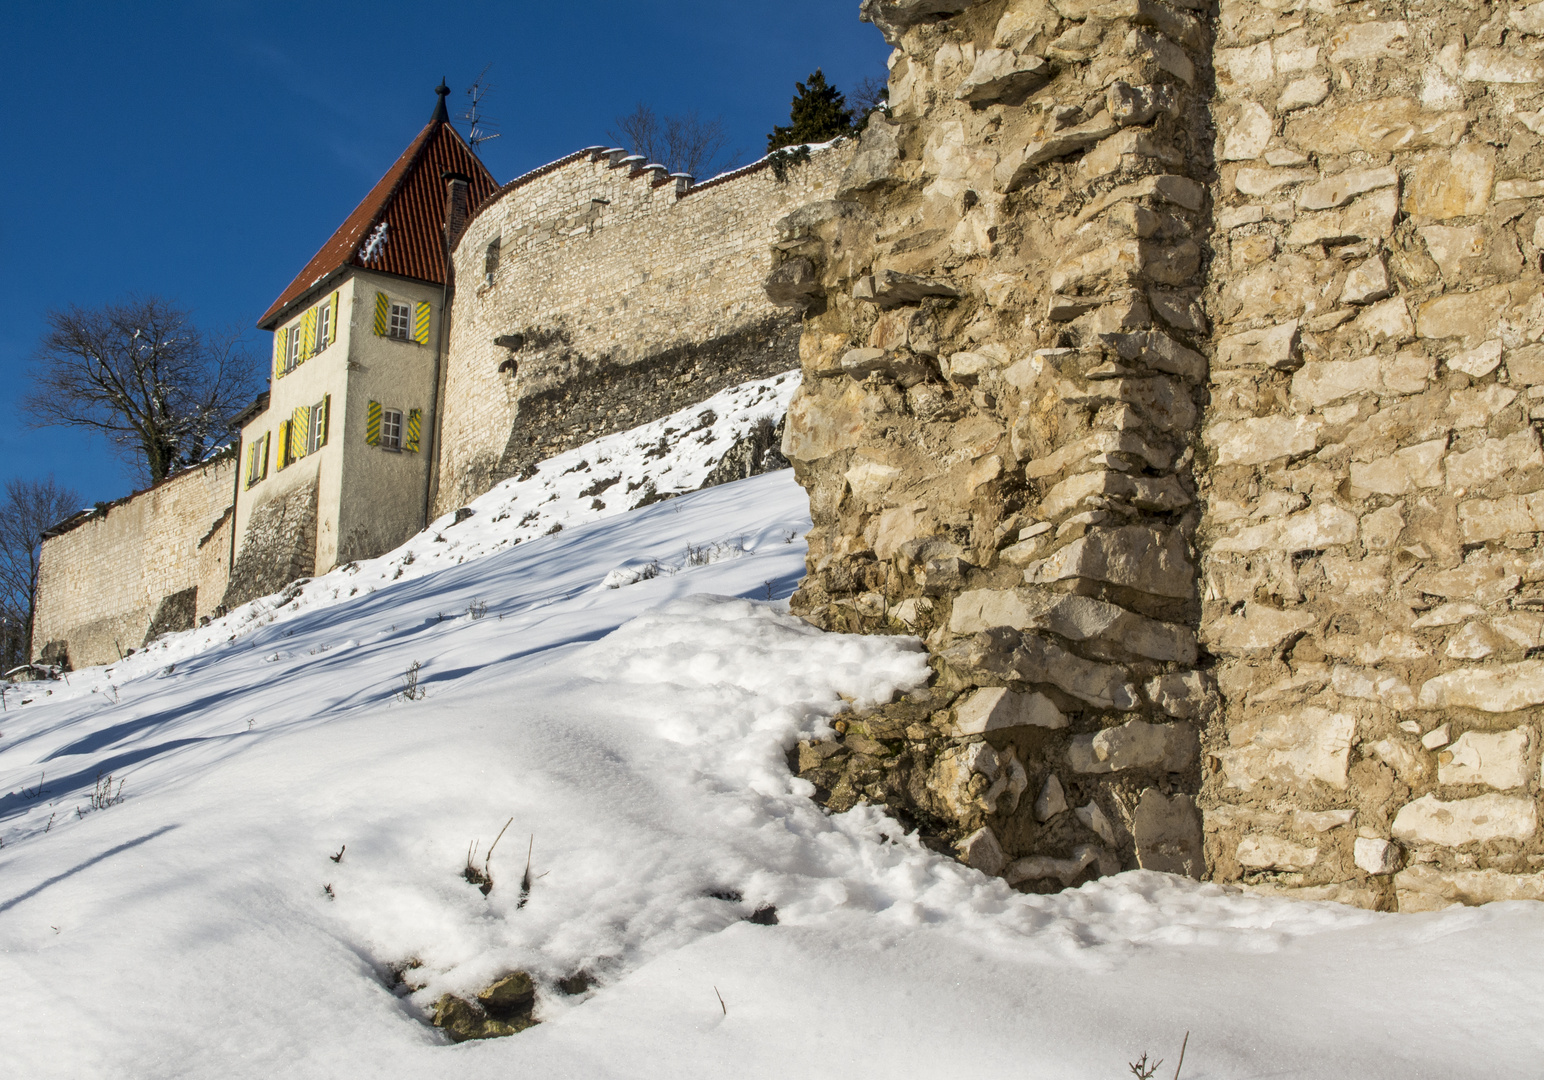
[{"x1": 8, "y1": 371, "x2": 799, "y2": 709}]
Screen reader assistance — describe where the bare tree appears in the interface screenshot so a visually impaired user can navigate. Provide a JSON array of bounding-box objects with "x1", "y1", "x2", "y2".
[
  {"x1": 25, "y1": 296, "x2": 260, "y2": 485},
  {"x1": 0, "y1": 477, "x2": 83, "y2": 668},
  {"x1": 608, "y1": 105, "x2": 742, "y2": 179},
  {"x1": 850, "y1": 76, "x2": 889, "y2": 119}
]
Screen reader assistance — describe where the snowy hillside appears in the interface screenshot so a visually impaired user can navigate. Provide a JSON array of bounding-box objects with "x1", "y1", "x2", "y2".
[{"x1": 2, "y1": 380, "x2": 1542, "y2": 1078}]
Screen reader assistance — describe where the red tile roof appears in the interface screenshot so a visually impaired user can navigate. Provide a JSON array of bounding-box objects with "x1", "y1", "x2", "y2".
[{"x1": 258, "y1": 90, "x2": 498, "y2": 329}]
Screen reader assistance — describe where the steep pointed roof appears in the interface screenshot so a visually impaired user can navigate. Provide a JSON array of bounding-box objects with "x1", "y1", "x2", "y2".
[{"x1": 258, "y1": 84, "x2": 498, "y2": 329}]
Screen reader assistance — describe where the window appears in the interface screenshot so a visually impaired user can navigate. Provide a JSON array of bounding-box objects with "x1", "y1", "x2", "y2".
[
  {"x1": 286, "y1": 326, "x2": 301, "y2": 372},
  {"x1": 484, "y1": 237, "x2": 501, "y2": 284},
  {"x1": 307, "y1": 397, "x2": 329, "y2": 454},
  {"x1": 381, "y1": 408, "x2": 403, "y2": 449},
  {"x1": 316, "y1": 303, "x2": 331, "y2": 351},
  {"x1": 245, "y1": 432, "x2": 269, "y2": 487},
  {"x1": 388, "y1": 301, "x2": 412, "y2": 340}
]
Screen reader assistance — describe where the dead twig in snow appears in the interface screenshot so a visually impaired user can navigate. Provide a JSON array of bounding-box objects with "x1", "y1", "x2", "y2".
[
  {"x1": 1173, "y1": 1032, "x2": 1189, "y2": 1080},
  {"x1": 518, "y1": 834, "x2": 534, "y2": 908},
  {"x1": 330, "y1": 845, "x2": 346, "y2": 863},
  {"x1": 714, "y1": 986, "x2": 726, "y2": 1015}
]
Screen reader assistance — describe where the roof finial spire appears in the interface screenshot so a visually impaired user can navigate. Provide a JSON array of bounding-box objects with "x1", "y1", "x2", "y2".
[{"x1": 431, "y1": 78, "x2": 450, "y2": 123}]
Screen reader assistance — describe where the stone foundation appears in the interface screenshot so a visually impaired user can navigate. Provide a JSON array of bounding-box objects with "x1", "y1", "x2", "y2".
[{"x1": 223, "y1": 480, "x2": 319, "y2": 610}]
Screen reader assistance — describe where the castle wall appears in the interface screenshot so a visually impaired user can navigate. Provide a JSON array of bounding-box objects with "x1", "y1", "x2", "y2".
[
  {"x1": 33, "y1": 457, "x2": 236, "y2": 668},
  {"x1": 433, "y1": 145, "x2": 850, "y2": 515},
  {"x1": 781, "y1": 0, "x2": 1544, "y2": 910}
]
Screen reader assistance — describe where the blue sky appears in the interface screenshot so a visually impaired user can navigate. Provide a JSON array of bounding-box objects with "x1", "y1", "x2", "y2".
[{"x1": 0, "y1": 0, "x2": 888, "y2": 506}]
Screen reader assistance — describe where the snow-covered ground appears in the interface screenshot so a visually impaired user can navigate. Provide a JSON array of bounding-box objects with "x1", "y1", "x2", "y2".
[{"x1": 3, "y1": 382, "x2": 1542, "y2": 1077}]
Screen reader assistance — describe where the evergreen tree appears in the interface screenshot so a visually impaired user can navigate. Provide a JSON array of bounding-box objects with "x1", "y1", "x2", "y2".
[{"x1": 767, "y1": 70, "x2": 855, "y2": 152}]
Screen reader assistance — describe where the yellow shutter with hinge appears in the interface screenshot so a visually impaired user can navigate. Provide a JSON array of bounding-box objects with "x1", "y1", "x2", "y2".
[
  {"x1": 412, "y1": 301, "x2": 431, "y2": 345},
  {"x1": 246, "y1": 442, "x2": 258, "y2": 487},
  {"x1": 366, "y1": 400, "x2": 381, "y2": 446},
  {"x1": 277, "y1": 420, "x2": 291, "y2": 468},
  {"x1": 291, "y1": 406, "x2": 309, "y2": 460},
  {"x1": 374, "y1": 292, "x2": 389, "y2": 336},
  {"x1": 327, "y1": 291, "x2": 340, "y2": 348},
  {"x1": 272, "y1": 331, "x2": 285, "y2": 380},
  {"x1": 319, "y1": 395, "x2": 331, "y2": 447},
  {"x1": 260, "y1": 432, "x2": 270, "y2": 479},
  {"x1": 301, "y1": 308, "x2": 317, "y2": 360},
  {"x1": 405, "y1": 408, "x2": 422, "y2": 452}
]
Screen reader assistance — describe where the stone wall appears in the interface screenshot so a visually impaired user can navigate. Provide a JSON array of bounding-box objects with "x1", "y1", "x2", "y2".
[
  {"x1": 222, "y1": 479, "x2": 319, "y2": 610},
  {"x1": 433, "y1": 145, "x2": 851, "y2": 515},
  {"x1": 1196, "y1": 0, "x2": 1544, "y2": 910},
  {"x1": 778, "y1": 0, "x2": 1544, "y2": 909},
  {"x1": 33, "y1": 457, "x2": 236, "y2": 668}
]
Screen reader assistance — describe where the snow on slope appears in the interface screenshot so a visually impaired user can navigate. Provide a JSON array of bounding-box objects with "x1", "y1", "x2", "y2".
[
  {"x1": 5, "y1": 370, "x2": 799, "y2": 710},
  {"x1": 3, "y1": 398, "x2": 1544, "y2": 1077}
]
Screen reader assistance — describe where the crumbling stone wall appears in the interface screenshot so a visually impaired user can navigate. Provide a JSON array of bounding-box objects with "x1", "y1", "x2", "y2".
[
  {"x1": 781, "y1": 0, "x2": 1215, "y2": 890},
  {"x1": 33, "y1": 457, "x2": 236, "y2": 668},
  {"x1": 222, "y1": 480, "x2": 318, "y2": 609},
  {"x1": 781, "y1": 0, "x2": 1544, "y2": 909},
  {"x1": 1196, "y1": 0, "x2": 1544, "y2": 910},
  {"x1": 434, "y1": 145, "x2": 850, "y2": 514}
]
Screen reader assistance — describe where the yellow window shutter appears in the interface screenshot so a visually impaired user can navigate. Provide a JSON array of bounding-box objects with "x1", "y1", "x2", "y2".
[
  {"x1": 291, "y1": 406, "x2": 309, "y2": 460},
  {"x1": 260, "y1": 432, "x2": 270, "y2": 479},
  {"x1": 302, "y1": 308, "x2": 318, "y2": 359},
  {"x1": 405, "y1": 408, "x2": 422, "y2": 452},
  {"x1": 272, "y1": 331, "x2": 285, "y2": 380},
  {"x1": 366, "y1": 400, "x2": 381, "y2": 446},
  {"x1": 245, "y1": 442, "x2": 257, "y2": 487},
  {"x1": 320, "y1": 395, "x2": 331, "y2": 447},
  {"x1": 327, "y1": 291, "x2": 340, "y2": 347},
  {"x1": 413, "y1": 301, "x2": 431, "y2": 345},
  {"x1": 278, "y1": 420, "x2": 290, "y2": 468},
  {"x1": 374, "y1": 292, "x2": 389, "y2": 336}
]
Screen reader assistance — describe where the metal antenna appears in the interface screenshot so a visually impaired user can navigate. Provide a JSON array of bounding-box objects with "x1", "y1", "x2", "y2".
[{"x1": 460, "y1": 64, "x2": 502, "y2": 154}]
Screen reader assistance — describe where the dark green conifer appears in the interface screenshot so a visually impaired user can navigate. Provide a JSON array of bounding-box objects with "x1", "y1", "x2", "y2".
[{"x1": 767, "y1": 70, "x2": 855, "y2": 152}]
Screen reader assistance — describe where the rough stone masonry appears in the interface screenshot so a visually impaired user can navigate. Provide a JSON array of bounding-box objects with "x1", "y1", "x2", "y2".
[{"x1": 774, "y1": 0, "x2": 1544, "y2": 910}]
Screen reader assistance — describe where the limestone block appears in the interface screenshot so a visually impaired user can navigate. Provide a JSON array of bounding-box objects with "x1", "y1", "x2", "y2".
[
  {"x1": 1210, "y1": 504, "x2": 1358, "y2": 555},
  {"x1": 1297, "y1": 166, "x2": 1398, "y2": 211},
  {"x1": 1005, "y1": 845, "x2": 1102, "y2": 887},
  {"x1": 1284, "y1": 98, "x2": 1468, "y2": 155},
  {"x1": 1447, "y1": 430, "x2": 1544, "y2": 491},
  {"x1": 1420, "y1": 226, "x2": 1486, "y2": 280},
  {"x1": 1353, "y1": 836, "x2": 1402, "y2": 875},
  {"x1": 1418, "y1": 659, "x2": 1544, "y2": 712},
  {"x1": 1215, "y1": 321, "x2": 1300, "y2": 369},
  {"x1": 951, "y1": 588, "x2": 1197, "y2": 662},
  {"x1": 1107, "y1": 81, "x2": 1179, "y2": 127},
  {"x1": 1361, "y1": 505, "x2": 1405, "y2": 551},
  {"x1": 1034, "y1": 773, "x2": 1068, "y2": 822},
  {"x1": 1102, "y1": 329, "x2": 1207, "y2": 381},
  {"x1": 1461, "y1": 47, "x2": 1544, "y2": 84},
  {"x1": 1011, "y1": 633, "x2": 1141, "y2": 710},
  {"x1": 949, "y1": 685, "x2": 1068, "y2": 734},
  {"x1": 1146, "y1": 670, "x2": 1215, "y2": 719},
  {"x1": 839, "y1": 113, "x2": 902, "y2": 195},
  {"x1": 1216, "y1": 42, "x2": 1274, "y2": 90},
  {"x1": 1234, "y1": 166, "x2": 1316, "y2": 196},
  {"x1": 1204, "y1": 415, "x2": 1321, "y2": 466},
  {"x1": 782, "y1": 382, "x2": 865, "y2": 461},
  {"x1": 1457, "y1": 491, "x2": 1544, "y2": 544},
  {"x1": 1395, "y1": 864, "x2": 1544, "y2": 911},
  {"x1": 955, "y1": 48, "x2": 1051, "y2": 105},
  {"x1": 1438, "y1": 727, "x2": 1534, "y2": 789},
  {"x1": 764, "y1": 257, "x2": 822, "y2": 309},
  {"x1": 1448, "y1": 384, "x2": 1518, "y2": 430},
  {"x1": 1446, "y1": 622, "x2": 1503, "y2": 661},
  {"x1": 1353, "y1": 297, "x2": 1415, "y2": 344},
  {"x1": 1127, "y1": 29, "x2": 1194, "y2": 84},
  {"x1": 997, "y1": 112, "x2": 1120, "y2": 189},
  {"x1": 1289, "y1": 356, "x2": 1379, "y2": 407},
  {"x1": 1511, "y1": 2, "x2": 1544, "y2": 35},
  {"x1": 1023, "y1": 430, "x2": 1173, "y2": 477},
  {"x1": 860, "y1": 270, "x2": 964, "y2": 309},
  {"x1": 1417, "y1": 281, "x2": 1533, "y2": 342},
  {"x1": 1278, "y1": 75, "x2": 1330, "y2": 112},
  {"x1": 1422, "y1": 724, "x2": 1453, "y2": 750},
  {"x1": 957, "y1": 825, "x2": 1007, "y2": 876},
  {"x1": 1237, "y1": 833, "x2": 1320, "y2": 871},
  {"x1": 1131, "y1": 789, "x2": 1204, "y2": 877},
  {"x1": 1341, "y1": 255, "x2": 1392, "y2": 305},
  {"x1": 1026, "y1": 525, "x2": 1196, "y2": 599},
  {"x1": 1286, "y1": 188, "x2": 1398, "y2": 246},
  {"x1": 1392, "y1": 793, "x2": 1538, "y2": 846},
  {"x1": 1069, "y1": 720, "x2": 1198, "y2": 774},
  {"x1": 1446, "y1": 338, "x2": 1502, "y2": 378},
  {"x1": 844, "y1": 458, "x2": 903, "y2": 503},
  {"x1": 1220, "y1": 101, "x2": 1274, "y2": 161},
  {"x1": 1216, "y1": 707, "x2": 1357, "y2": 791},
  {"x1": 1203, "y1": 603, "x2": 1316, "y2": 656},
  {"x1": 1348, "y1": 439, "x2": 1447, "y2": 497},
  {"x1": 1327, "y1": 20, "x2": 1409, "y2": 62},
  {"x1": 1404, "y1": 145, "x2": 1495, "y2": 224},
  {"x1": 1038, "y1": 469, "x2": 1190, "y2": 519},
  {"x1": 1416, "y1": 560, "x2": 1518, "y2": 602},
  {"x1": 1331, "y1": 665, "x2": 1417, "y2": 709},
  {"x1": 1076, "y1": 801, "x2": 1118, "y2": 845},
  {"x1": 859, "y1": 0, "x2": 977, "y2": 44}
]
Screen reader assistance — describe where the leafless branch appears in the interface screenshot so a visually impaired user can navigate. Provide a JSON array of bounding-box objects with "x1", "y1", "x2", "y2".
[{"x1": 608, "y1": 104, "x2": 743, "y2": 178}]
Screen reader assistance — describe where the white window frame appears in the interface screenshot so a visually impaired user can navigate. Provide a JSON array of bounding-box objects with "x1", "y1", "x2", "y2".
[
  {"x1": 286, "y1": 325, "x2": 301, "y2": 372},
  {"x1": 308, "y1": 400, "x2": 326, "y2": 454},
  {"x1": 316, "y1": 303, "x2": 331, "y2": 351},
  {"x1": 388, "y1": 301, "x2": 412, "y2": 341},
  {"x1": 380, "y1": 408, "x2": 403, "y2": 450}
]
